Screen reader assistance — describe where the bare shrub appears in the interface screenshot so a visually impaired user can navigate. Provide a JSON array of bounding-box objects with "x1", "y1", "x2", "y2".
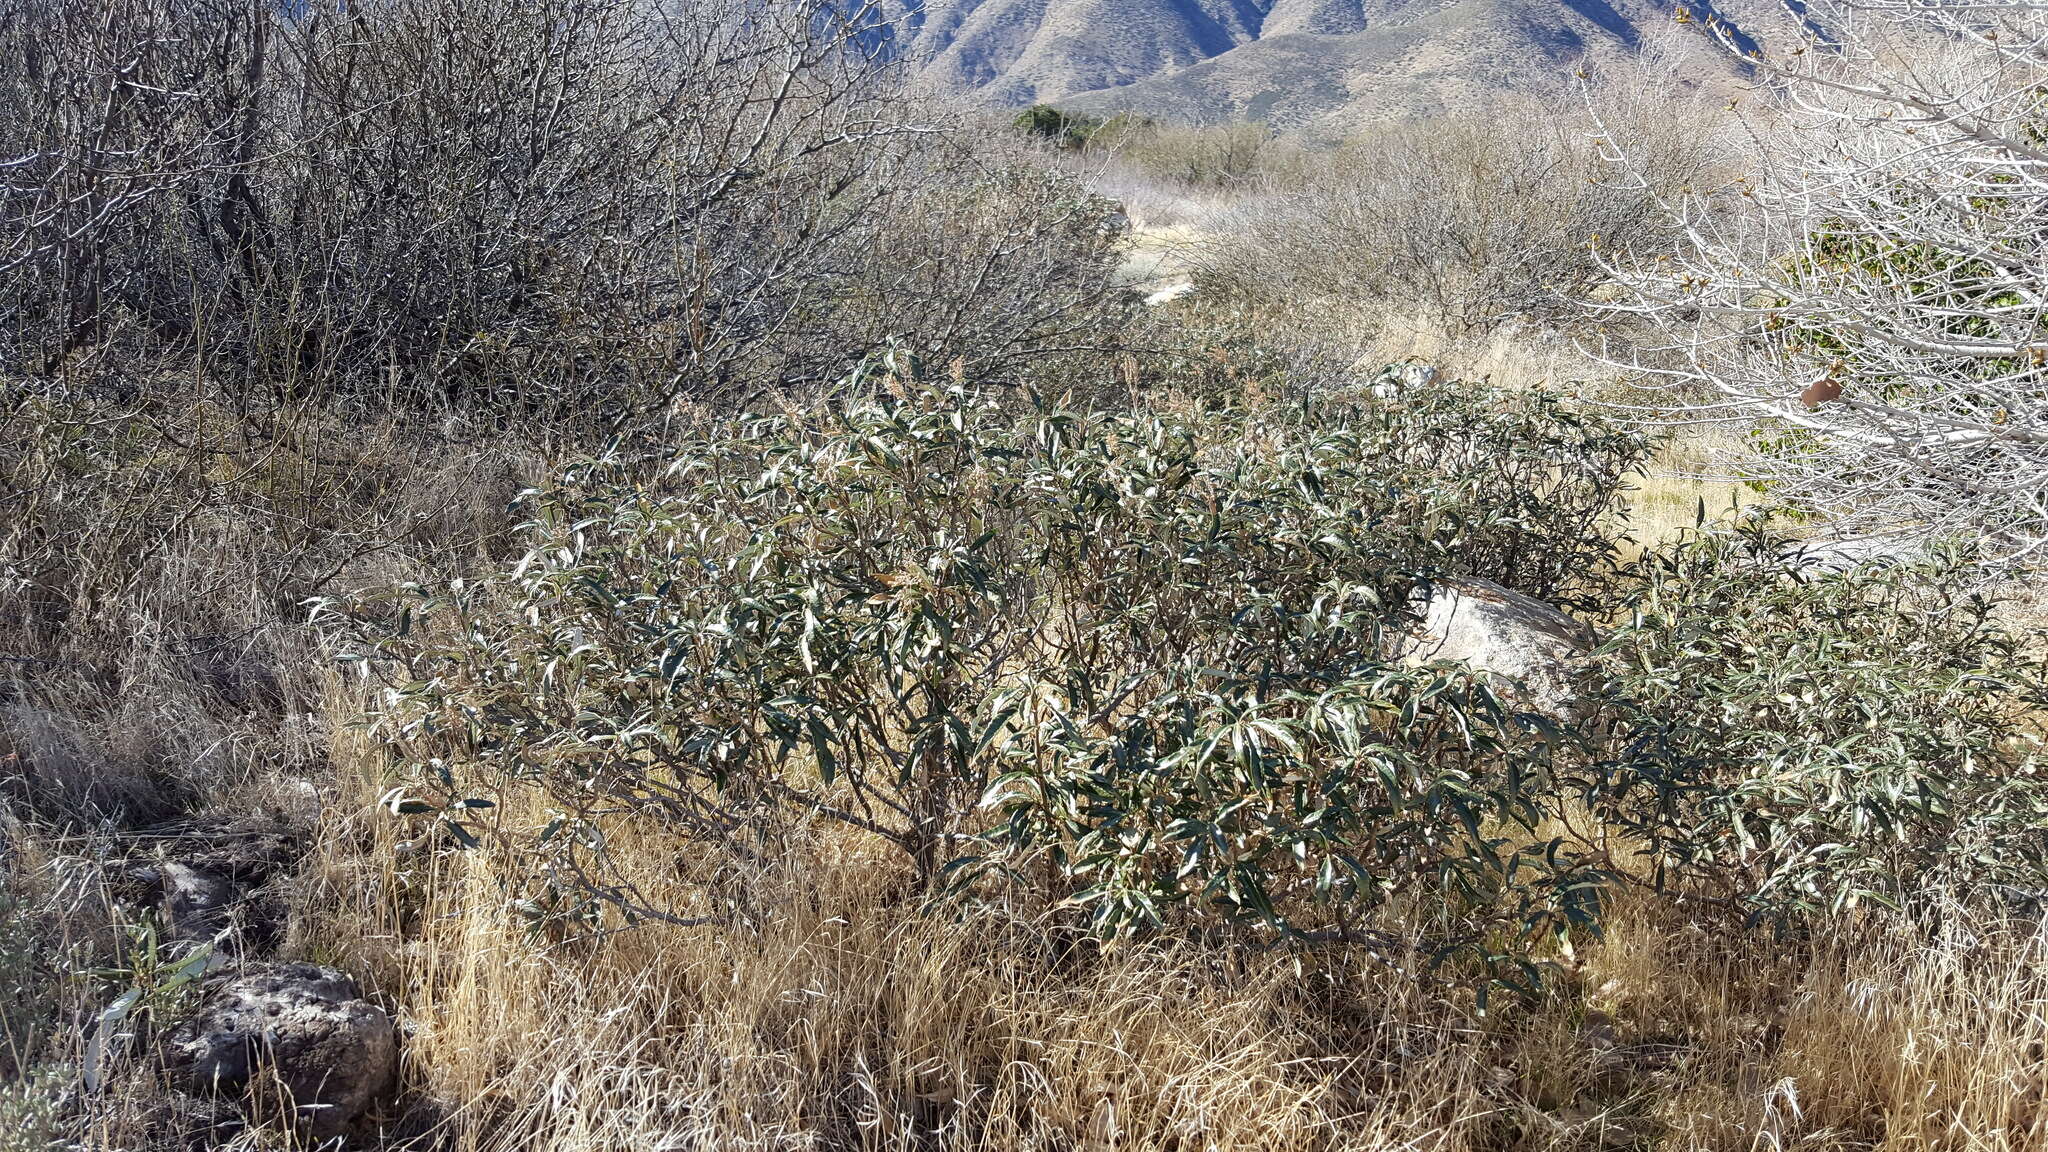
[
  {"x1": 0, "y1": 0, "x2": 1128, "y2": 414},
  {"x1": 1088, "y1": 116, "x2": 1308, "y2": 190},
  {"x1": 804, "y1": 141, "x2": 1134, "y2": 394},
  {"x1": 1199, "y1": 86, "x2": 1725, "y2": 340},
  {"x1": 1596, "y1": 0, "x2": 2048, "y2": 559}
]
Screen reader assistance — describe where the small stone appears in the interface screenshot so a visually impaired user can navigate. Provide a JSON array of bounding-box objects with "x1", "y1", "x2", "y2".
[
  {"x1": 1143, "y1": 281, "x2": 1195, "y2": 306},
  {"x1": 167, "y1": 963, "x2": 397, "y2": 1139},
  {"x1": 274, "y1": 778, "x2": 323, "y2": 826},
  {"x1": 161, "y1": 862, "x2": 238, "y2": 942}
]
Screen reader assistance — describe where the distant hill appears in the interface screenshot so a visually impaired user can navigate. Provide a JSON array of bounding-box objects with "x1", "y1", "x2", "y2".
[{"x1": 871, "y1": 0, "x2": 1779, "y2": 133}]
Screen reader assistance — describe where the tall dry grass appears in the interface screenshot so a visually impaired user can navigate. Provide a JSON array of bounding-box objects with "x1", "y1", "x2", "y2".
[
  {"x1": 233, "y1": 665, "x2": 2048, "y2": 1152},
  {"x1": 0, "y1": 385, "x2": 548, "y2": 1148},
  {"x1": 5, "y1": 382, "x2": 2048, "y2": 1152}
]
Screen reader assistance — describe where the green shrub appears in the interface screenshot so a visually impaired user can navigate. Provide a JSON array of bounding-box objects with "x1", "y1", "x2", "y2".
[
  {"x1": 1012, "y1": 105, "x2": 1103, "y2": 150},
  {"x1": 331, "y1": 355, "x2": 2048, "y2": 974},
  {"x1": 970, "y1": 659, "x2": 1602, "y2": 954},
  {"x1": 336, "y1": 359, "x2": 1642, "y2": 953},
  {"x1": 1582, "y1": 523, "x2": 2048, "y2": 920},
  {"x1": 1339, "y1": 373, "x2": 1649, "y2": 606},
  {"x1": 0, "y1": 1066, "x2": 61, "y2": 1152}
]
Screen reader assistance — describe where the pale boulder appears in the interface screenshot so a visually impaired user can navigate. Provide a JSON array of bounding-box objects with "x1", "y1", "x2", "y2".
[
  {"x1": 1393, "y1": 577, "x2": 1594, "y2": 718},
  {"x1": 1143, "y1": 281, "x2": 1195, "y2": 306}
]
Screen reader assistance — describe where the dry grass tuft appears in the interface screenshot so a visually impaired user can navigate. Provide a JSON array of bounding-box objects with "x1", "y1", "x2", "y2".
[
  {"x1": 7, "y1": 385, "x2": 2047, "y2": 1152},
  {"x1": 1613, "y1": 432, "x2": 1754, "y2": 556},
  {"x1": 258, "y1": 677, "x2": 2048, "y2": 1151}
]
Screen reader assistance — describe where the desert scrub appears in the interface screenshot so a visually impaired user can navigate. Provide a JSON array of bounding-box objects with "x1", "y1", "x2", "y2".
[
  {"x1": 1581, "y1": 523, "x2": 2048, "y2": 920},
  {"x1": 329, "y1": 360, "x2": 1647, "y2": 963},
  {"x1": 330, "y1": 357, "x2": 2048, "y2": 978}
]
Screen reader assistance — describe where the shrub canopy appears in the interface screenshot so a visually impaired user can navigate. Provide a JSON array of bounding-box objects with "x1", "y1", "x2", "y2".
[{"x1": 339, "y1": 360, "x2": 2048, "y2": 972}]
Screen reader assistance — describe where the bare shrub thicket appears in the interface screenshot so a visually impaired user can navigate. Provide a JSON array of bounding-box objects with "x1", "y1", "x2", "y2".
[
  {"x1": 1597, "y1": 0, "x2": 2048, "y2": 558},
  {"x1": 1089, "y1": 116, "x2": 1308, "y2": 189},
  {"x1": 1198, "y1": 85, "x2": 1727, "y2": 341},
  {"x1": 0, "y1": 0, "x2": 1136, "y2": 812},
  {"x1": 0, "y1": 0, "x2": 1128, "y2": 413}
]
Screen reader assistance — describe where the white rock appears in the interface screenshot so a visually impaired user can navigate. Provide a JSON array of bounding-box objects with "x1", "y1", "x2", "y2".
[
  {"x1": 1143, "y1": 281, "x2": 1195, "y2": 306},
  {"x1": 1399, "y1": 361, "x2": 1441, "y2": 390},
  {"x1": 1392, "y1": 577, "x2": 1594, "y2": 719},
  {"x1": 160, "y1": 862, "x2": 237, "y2": 942},
  {"x1": 1367, "y1": 361, "x2": 1440, "y2": 400},
  {"x1": 274, "y1": 777, "x2": 323, "y2": 826}
]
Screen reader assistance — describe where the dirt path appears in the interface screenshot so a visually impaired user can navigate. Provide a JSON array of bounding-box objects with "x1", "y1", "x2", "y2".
[{"x1": 1115, "y1": 223, "x2": 1205, "y2": 299}]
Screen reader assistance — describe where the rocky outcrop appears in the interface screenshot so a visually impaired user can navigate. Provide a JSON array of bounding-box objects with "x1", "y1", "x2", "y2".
[
  {"x1": 168, "y1": 963, "x2": 397, "y2": 1140},
  {"x1": 160, "y1": 861, "x2": 238, "y2": 942},
  {"x1": 1393, "y1": 577, "x2": 1594, "y2": 719}
]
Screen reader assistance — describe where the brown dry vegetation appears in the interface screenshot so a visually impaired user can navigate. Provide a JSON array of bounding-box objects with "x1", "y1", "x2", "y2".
[
  {"x1": 7, "y1": 374, "x2": 2047, "y2": 1152},
  {"x1": 280, "y1": 766, "x2": 2048, "y2": 1152},
  {"x1": 6, "y1": 4, "x2": 2048, "y2": 1151},
  {"x1": 15, "y1": 647, "x2": 2048, "y2": 1151}
]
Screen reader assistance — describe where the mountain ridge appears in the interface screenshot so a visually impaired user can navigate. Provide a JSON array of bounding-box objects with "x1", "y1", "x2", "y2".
[{"x1": 874, "y1": 0, "x2": 1778, "y2": 132}]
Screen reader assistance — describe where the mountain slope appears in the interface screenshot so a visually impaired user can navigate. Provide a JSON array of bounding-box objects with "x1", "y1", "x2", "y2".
[
  {"x1": 880, "y1": 0, "x2": 1775, "y2": 131},
  {"x1": 883, "y1": 0, "x2": 1273, "y2": 104}
]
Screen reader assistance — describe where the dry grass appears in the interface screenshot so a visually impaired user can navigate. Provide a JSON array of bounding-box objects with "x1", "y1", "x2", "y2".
[
  {"x1": 293, "y1": 693, "x2": 1444, "y2": 1151},
  {"x1": 1614, "y1": 432, "x2": 1754, "y2": 556},
  {"x1": 5, "y1": 388, "x2": 2048, "y2": 1152},
  {"x1": 1353, "y1": 309, "x2": 1617, "y2": 389},
  {"x1": 230, "y1": 676, "x2": 2048, "y2": 1152}
]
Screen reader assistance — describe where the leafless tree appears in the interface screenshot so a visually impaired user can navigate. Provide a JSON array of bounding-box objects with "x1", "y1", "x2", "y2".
[
  {"x1": 1594, "y1": 0, "x2": 2048, "y2": 558},
  {"x1": 0, "y1": 0, "x2": 1129, "y2": 419}
]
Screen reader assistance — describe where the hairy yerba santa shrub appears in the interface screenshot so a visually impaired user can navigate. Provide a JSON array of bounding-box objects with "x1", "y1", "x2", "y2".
[
  {"x1": 335, "y1": 359, "x2": 1640, "y2": 957},
  {"x1": 1582, "y1": 523, "x2": 2048, "y2": 921},
  {"x1": 1349, "y1": 372, "x2": 1650, "y2": 606}
]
